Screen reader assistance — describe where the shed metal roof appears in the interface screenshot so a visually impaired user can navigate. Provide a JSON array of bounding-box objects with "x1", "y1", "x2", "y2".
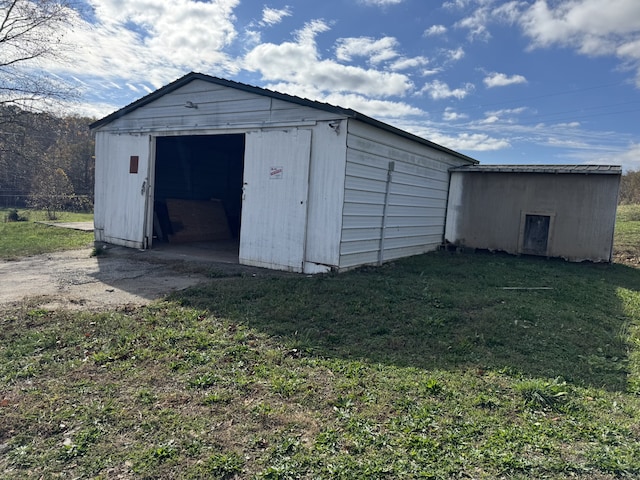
[
  {"x1": 90, "y1": 71, "x2": 478, "y2": 165},
  {"x1": 451, "y1": 164, "x2": 621, "y2": 175}
]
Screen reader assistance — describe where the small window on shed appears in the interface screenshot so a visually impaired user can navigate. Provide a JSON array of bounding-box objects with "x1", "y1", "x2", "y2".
[
  {"x1": 522, "y1": 214, "x2": 550, "y2": 255},
  {"x1": 129, "y1": 156, "x2": 139, "y2": 174}
]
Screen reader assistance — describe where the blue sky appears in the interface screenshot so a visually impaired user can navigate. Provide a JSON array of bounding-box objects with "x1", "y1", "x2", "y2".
[{"x1": 46, "y1": 0, "x2": 640, "y2": 169}]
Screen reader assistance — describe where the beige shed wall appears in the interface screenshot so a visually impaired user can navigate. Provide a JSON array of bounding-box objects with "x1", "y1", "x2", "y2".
[{"x1": 445, "y1": 171, "x2": 620, "y2": 262}]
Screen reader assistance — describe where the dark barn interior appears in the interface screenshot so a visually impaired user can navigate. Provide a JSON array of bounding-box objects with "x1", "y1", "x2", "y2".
[{"x1": 152, "y1": 134, "x2": 245, "y2": 245}]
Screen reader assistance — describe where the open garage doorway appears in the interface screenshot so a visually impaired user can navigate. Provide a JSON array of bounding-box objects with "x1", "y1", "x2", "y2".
[{"x1": 151, "y1": 134, "x2": 245, "y2": 262}]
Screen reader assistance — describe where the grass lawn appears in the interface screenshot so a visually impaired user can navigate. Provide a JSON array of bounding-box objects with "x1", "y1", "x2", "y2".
[
  {"x1": 1, "y1": 207, "x2": 640, "y2": 478},
  {"x1": 0, "y1": 208, "x2": 94, "y2": 259}
]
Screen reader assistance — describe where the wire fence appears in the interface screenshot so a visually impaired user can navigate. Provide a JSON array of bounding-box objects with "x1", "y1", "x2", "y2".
[{"x1": 0, "y1": 193, "x2": 93, "y2": 211}]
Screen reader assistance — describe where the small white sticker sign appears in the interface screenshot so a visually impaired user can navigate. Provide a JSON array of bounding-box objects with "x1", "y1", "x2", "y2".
[{"x1": 270, "y1": 166, "x2": 284, "y2": 179}]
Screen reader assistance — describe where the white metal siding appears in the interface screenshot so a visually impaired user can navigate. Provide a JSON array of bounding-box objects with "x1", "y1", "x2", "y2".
[
  {"x1": 94, "y1": 132, "x2": 150, "y2": 248},
  {"x1": 444, "y1": 172, "x2": 464, "y2": 245},
  {"x1": 97, "y1": 80, "x2": 340, "y2": 133},
  {"x1": 239, "y1": 129, "x2": 312, "y2": 272},
  {"x1": 340, "y1": 120, "x2": 469, "y2": 269},
  {"x1": 303, "y1": 120, "x2": 348, "y2": 273}
]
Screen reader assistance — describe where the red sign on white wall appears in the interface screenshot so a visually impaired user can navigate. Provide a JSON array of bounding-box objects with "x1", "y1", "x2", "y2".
[{"x1": 270, "y1": 166, "x2": 283, "y2": 179}]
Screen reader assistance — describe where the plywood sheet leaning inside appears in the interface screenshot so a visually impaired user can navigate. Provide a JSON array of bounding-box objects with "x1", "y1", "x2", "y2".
[{"x1": 165, "y1": 198, "x2": 232, "y2": 243}]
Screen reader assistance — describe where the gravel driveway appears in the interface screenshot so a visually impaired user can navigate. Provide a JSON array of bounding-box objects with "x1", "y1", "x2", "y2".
[{"x1": 0, "y1": 245, "x2": 222, "y2": 310}]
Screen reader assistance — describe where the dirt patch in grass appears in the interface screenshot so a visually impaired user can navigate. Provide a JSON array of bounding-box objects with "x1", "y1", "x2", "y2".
[{"x1": 0, "y1": 245, "x2": 270, "y2": 311}]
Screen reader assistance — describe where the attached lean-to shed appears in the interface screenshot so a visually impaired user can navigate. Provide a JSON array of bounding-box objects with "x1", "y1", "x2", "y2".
[
  {"x1": 445, "y1": 165, "x2": 622, "y2": 262},
  {"x1": 90, "y1": 72, "x2": 477, "y2": 273}
]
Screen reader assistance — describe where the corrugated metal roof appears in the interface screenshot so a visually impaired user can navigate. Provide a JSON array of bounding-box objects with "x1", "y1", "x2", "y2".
[
  {"x1": 451, "y1": 164, "x2": 621, "y2": 175},
  {"x1": 89, "y1": 71, "x2": 478, "y2": 165}
]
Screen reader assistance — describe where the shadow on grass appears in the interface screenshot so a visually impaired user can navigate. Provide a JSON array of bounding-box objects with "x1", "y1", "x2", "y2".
[{"x1": 171, "y1": 251, "x2": 640, "y2": 392}]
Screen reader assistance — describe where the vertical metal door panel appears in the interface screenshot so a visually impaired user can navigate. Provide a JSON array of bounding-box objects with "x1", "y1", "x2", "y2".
[
  {"x1": 239, "y1": 129, "x2": 312, "y2": 272},
  {"x1": 97, "y1": 133, "x2": 151, "y2": 247}
]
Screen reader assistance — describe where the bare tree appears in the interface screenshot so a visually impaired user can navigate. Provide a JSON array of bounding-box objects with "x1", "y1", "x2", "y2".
[
  {"x1": 28, "y1": 166, "x2": 72, "y2": 219},
  {"x1": 0, "y1": 0, "x2": 76, "y2": 111},
  {"x1": 0, "y1": 1, "x2": 80, "y2": 207}
]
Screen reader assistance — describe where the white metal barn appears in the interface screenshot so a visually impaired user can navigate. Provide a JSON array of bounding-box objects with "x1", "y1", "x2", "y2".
[{"x1": 90, "y1": 72, "x2": 477, "y2": 273}]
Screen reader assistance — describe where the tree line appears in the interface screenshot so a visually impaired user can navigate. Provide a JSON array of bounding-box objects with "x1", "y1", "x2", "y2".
[
  {"x1": 0, "y1": 1, "x2": 96, "y2": 218},
  {"x1": 619, "y1": 171, "x2": 640, "y2": 205},
  {"x1": 0, "y1": 106, "x2": 95, "y2": 216}
]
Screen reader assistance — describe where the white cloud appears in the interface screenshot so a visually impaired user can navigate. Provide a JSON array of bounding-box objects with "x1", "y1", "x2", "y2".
[
  {"x1": 390, "y1": 56, "x2": 430, "y2": 71},
  {"x1": 243, "y1": 21, "x2": 414, "y2": 98},
  {"x1": 243, "y1": 5, "x2": 292, "y2": 47},
  {"x1": 616, "y1": 143, "x2": 640, "y2": 171},
  {"x1": 56, "y1": 99, "x2": 120, "y2": 119},
  {"x1": 432, "y1": 132, "x2": 510, "y2": 151},
  {"x1": 518, "y1": 0, "x2": 640, "y2": 83},
  {"x1": 452, "y1": 0, "x2": 497, "y2": 41},
  {"x1": 448, "y1": 0, "x2": 640, "y2": 84},
  {"x1": 483, "y1": 72, "x2": 528, "y2": 88},
  {"x1": 106, "y1": 81, "x2": 123, "y2": 90},
  {"x1": 55, "y1": 0, "x2": 241, "y2": 85},
  {"x1": 547, "y1": 137, "x2": 591, "y2": 148},
  {"x1": 562, "y1": 142, "x2": 640, "y2": 171},
  {"x1": 485, "y1": 107, "x2": 527, "y2": 117},
  {"x1": 462, "y1": 110, "x2": 636, "y2": 164},
  {"x1": 264, "y1": 82, "x2": 424, "y2": 118},
  {"x1": 243, "y1": 28, "x2": 262, "y2": 47},
  {"x1": 616, "y1": 38, "x2": 640, "y2": 86},
  {"x1": 472, "y1": 106, "x2": 527, "y2": 126},
  {"x1": 617, "y1": 38, "x2": 640, "y2": 60},
  {"x1": 333, "y1": 36, "x2": 430, "y2": 75},
  {"x1": 242, "y1": 19, "x2": 327, "y2": 78},
  {"x1": 443, "y1": 0, "x2": 475, "y2": 9},
  {"x1": 443, "y1": 107, "x2": 468, "y2": 121},
  {"x1": 480, "y1": 115, "x2": 500, "y2": 124},
  {"x1": 492, "y1": 1, "x2": 526, "y2": 24},
  {"x1": 324, "y1": 93, "x2": 425, "y2": 118},
  {"x1": 335, "y1": 36, "x2": 400, "y2": 64},
  {"x1": 421, "y1": 68, "x2": 443, "y2": 76},
  {"x1": 359, "y1": 0, "x2": 404, "y2": 5},
  {"x1": 420, "y1": 79, "x2": 474, "y2": 99},
  {"x1": 387, "y1": 116, "x2": 510, "y2": 152},
  {"x1": 295, "y1": 18, "x2": 332, "y2": 44},
  {"x1": 424, "y1": 25, "x2": 447, "y2": 36},
  {"x1": 521, "y1": 0, "x2": 640, "y2": 51},
  {"x1": 456, "y1": 11, "x2": 490, "y2": 41},
  {"x1": 261, "y1": 6, "x2": 292, "y2": 26},
  {"x1": 446, "y1": 47, "x2": 466, "y2": 62}
]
